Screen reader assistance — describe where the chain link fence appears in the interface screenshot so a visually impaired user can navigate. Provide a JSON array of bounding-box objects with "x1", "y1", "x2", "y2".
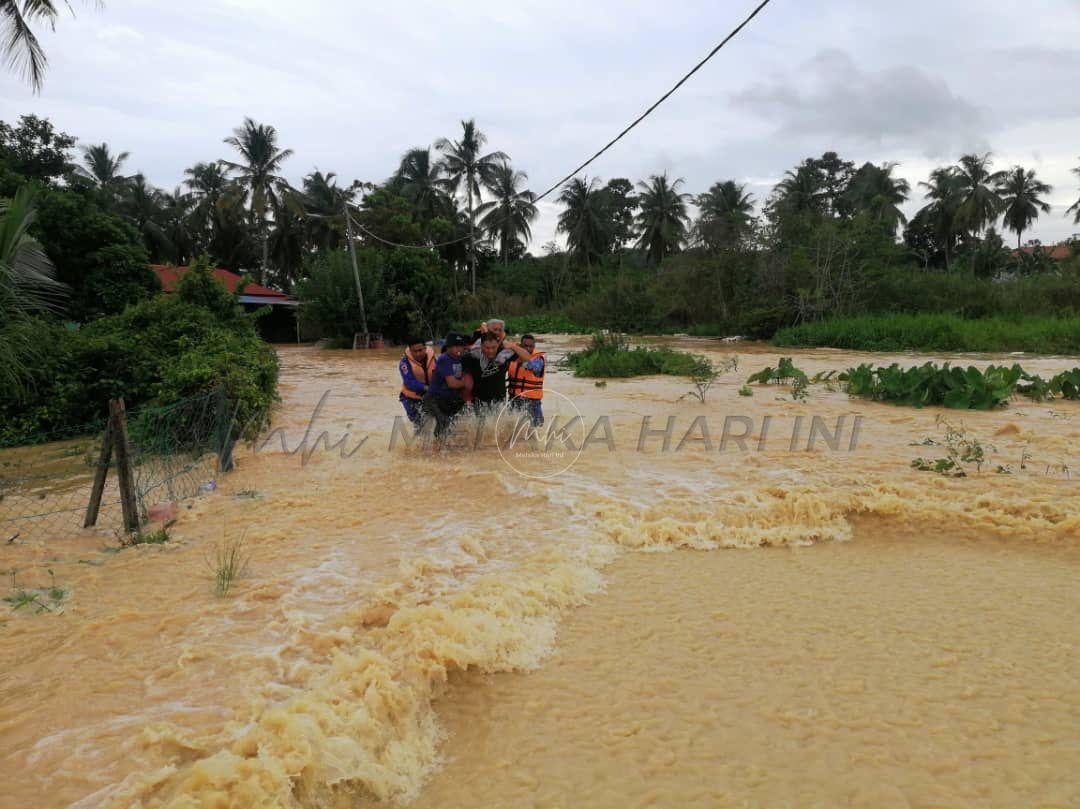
[{"x1": 0, "y1": 388, "x2": 235, "y2": 542}]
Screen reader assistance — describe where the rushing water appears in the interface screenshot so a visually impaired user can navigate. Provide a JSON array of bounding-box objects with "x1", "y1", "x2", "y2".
[{"x1": 0, "y1": 338, "x2": 1077, "y2": 808}]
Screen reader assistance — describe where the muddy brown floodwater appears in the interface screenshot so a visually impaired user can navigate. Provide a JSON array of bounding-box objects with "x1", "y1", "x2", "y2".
[{"x1": 0, "y1": 337, "x2": 1077, "y2": 809}]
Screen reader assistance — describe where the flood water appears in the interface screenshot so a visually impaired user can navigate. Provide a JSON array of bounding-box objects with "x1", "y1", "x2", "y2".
[{"x1": 1, "y1": 337, "x2": 1077, "y2": 808}]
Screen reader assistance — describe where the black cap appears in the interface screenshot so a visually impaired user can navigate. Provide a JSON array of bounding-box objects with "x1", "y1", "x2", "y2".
[{"x1": 444, "y1": 331, "x2": 470, "y2": 348}]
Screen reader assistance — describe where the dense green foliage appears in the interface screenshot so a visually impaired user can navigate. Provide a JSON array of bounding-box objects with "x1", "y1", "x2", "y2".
[
  {"x1": 775, "y1": 314, "x2": 1080, "y2": 354},
  {"x1": 564, "y1": 332, "x2": 709, "y2": 378},
  {"x1": 0, "y1": 261, "x2": 279, "y2": 445},
  {"x1": 839, "y1": 362, "x2": 1080, "y2": 409}
]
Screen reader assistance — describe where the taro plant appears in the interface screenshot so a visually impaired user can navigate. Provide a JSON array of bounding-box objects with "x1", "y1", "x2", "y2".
[
  {"x1": 911, "y1": 417, "x2": 993, "y2": 477},
  {"x1": 747, "y1": 357, "x2": 809, "y2": 387}
]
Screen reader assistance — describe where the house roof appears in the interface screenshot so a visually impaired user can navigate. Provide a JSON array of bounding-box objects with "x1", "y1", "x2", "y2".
[
  {"x1": 1011, "y1": 244, "x2": 1072, "y2": 260},
  {"x1": 151, "y1": 265, "x2": 296, "y2": 304}
]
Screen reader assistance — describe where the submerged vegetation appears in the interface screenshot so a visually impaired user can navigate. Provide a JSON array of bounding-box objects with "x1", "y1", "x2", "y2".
[
  {"x1": 774, "y1": 314, "x2": 1080, "y2": 354},
  {"x1": 840, "y1": 363, "x2": 1080, "y2": 409},
  {"x1": 565, "y1": 332, "x2": 711, "y2": 378}
]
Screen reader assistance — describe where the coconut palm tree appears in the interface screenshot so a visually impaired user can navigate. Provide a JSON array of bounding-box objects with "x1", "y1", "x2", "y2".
[
  {"x1": 996, "y1": 167, "x2": 1052, "y2": 248},
  {"x1": 954, "y1": 153, "x2": 1005, "y2": 239},
  {"x1": 76, "y1": 143, "x2": 130, "y2": 200},
  {"x1": 843, "y1": 162, "x2": 911, "y2": 233},
  {"x1": 0, "y1": 184, "x2": 66, "y2": 392},
  {"x1": 635, "y1": 173, "x2": 691, "y2": 266},
  {"x1": 159, "y1": 187, "x2": 194, "y2": 265},
  {"x1": 1, "y1": 0, "x2": 99, "y2": 91},
  {"x1": 772, "y1": 164, "x2": 826, "y2": 217},
  {"x1": 477, "y1": 161, "x2": 537, "y2": 265},
  {"x1": 694, "y1": 180, "x2": 755, "y2": 250},
  {"x1": 391, "y1": 147, "x2": 450, "y2": 226},
  {"x1": 301, "y1": 170, "x2": 356, "y2": 251},
  {"x1": 557, "y1": 176, "x2": 608, "y2": 272},
  {"x1": 1066, "y1": 159, "x2": 1080, "y2": 225},
  {"x1": 435, "y1": 119, "x2": 507, "y2": 291},
  {"x1": 121, "y1": 173, "x2": 174, "y2": 262},
  {"x1": 917, "y1": 167, "x2": 966, "y2": 272},
  {"x1": 184, "y1": 161, "x2": 229, "y2": 254},
  {"x1": 222, "y1": 118, "x2": 294, "y2": 283}
]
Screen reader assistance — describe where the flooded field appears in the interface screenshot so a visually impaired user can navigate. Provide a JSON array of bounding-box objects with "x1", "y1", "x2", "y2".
[{"x1": 1, "y1": 337, "x2": 1077, "y2": 808}]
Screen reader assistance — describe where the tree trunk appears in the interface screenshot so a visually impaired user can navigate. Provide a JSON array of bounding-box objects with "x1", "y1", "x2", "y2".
[
  {"x1": 260, "y1": 224, "x2": 269, "y2": 286},
  {"x1": 467, "y1": 175, "x2": 476, "y2": 294}
]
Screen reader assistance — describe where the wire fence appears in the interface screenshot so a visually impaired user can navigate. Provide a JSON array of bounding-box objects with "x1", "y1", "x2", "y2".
[{"x1": 0, "y1": 388, "x2": 235, "y2": 542}]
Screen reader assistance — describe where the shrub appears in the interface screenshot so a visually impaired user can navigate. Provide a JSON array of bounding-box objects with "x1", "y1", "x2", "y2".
[
  {"x1": 774, "y1": 313, "x2": 1080, "y2": 354},
  {"x1": 0, "y1": 263, "x2": 278, "y2": 444},
  {"x1": 565, "y1": 332, "x2": 710, "y2": 378}
]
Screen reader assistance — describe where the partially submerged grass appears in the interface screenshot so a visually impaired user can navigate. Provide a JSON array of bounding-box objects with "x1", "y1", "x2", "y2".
[
  {"x1": 773, "y1": 314, "x2": 1080, "y2": 355},
  {"x1": 3, "y1": 569, "x2": 66, "y2": 614},
  {"x1": 117, "y1": 523, "x2": 172, "y2": 548},
  {"x1": 566, "y1": 332, "x2": 712, "y2": 378},
  {"x1": 206, "y1": 529, "x2": 251, "y2": 597}
]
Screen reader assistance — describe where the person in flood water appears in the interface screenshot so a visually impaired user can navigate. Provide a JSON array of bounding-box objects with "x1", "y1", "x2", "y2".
[
  {"x1": 398, "y1": 337, "x2": 435, "y2": 426},
  {"x1": 507, "y1": 333, "x2": 546, "y2": 426},
  {"x1": 422, "y1": 331, "x2": 471, "y2": 437},
  {"x1": 462, "y1": 331, "x2": 533, "y2": 412}
]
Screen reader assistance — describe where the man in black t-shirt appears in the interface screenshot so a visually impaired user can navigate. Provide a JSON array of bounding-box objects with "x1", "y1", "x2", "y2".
[{"x1": 463, "y1": 331, "x2": 531, "y2": 411}]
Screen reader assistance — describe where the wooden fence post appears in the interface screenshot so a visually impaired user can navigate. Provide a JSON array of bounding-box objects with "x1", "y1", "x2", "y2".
[
  {"x1": 109, "y1": 399, "x2": 140, "y2": 534},
  {"x1": 83, "y1": 419, "x2": 114, "y2": 528}
]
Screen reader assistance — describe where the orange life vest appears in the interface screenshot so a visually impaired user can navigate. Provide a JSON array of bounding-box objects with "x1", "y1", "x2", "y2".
[
  {"x1": 507, "y1": 351, "x2": 545, "y2": 400},
  {"x1": 400, "y1": 348, "x2": 436, "y2": 400}
]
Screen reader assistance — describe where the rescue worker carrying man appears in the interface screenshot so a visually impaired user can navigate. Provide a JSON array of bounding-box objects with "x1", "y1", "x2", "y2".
[
  {"x1": 506, "y1": 333, "x2": 545, "y2": 425},
  {"x1": 398, "y1": 336, "x2": 436, "y2": 425}
]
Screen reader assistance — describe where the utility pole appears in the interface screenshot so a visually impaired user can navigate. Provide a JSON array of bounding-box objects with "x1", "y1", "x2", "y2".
[{"x1": 343, "y1": 203, "x2": 370, "y2": 349}]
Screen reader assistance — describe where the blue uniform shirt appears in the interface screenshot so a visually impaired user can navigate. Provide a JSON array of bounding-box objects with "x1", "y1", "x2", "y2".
[{"x1": 426, "y1": 352, "x2": 463, "y2": 400}]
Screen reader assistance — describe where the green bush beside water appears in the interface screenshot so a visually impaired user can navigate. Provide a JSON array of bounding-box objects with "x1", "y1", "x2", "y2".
[
  {"x1": 774, "y1": 314, "x2": 1080, "y2": 354},
  {"x1": 565, "y1": 332, "x2": 710, "y2": 378},
  {"x1": 0, "y1": 262, "x2": 279, "y2": 446}
]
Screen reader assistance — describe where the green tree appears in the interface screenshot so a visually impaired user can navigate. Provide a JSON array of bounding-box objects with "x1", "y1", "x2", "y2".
[
  {"x1": 222, "y1": 117, "x2": 294, "y2": 283},
  {"x1": 391, "y1": 147, "x2": 450, "y2": 228},
  {"x1": 301, "y1": 170, "x2": 356, "y2": 251},
  {"x1": 1068, "y1": 159, "x2": 1080, "y2": 224},
  {"x1": 76, "y1": 142, "x2": 129, "y2": 201},
  {"x1": 954, "y1": 153, "x2": 1005, "y2": 239},
  {"x1": 478, "y1": 160, "x2": 537, "y2": 265},
  {"x1": 557, "y1": 176, "x2": 608, "y2": 272},
  {"x1": 0, "y1": 184, "x2": 66, "y2": 391},
  {"x1": 598, "y1": 178, "x2": 638, "y2": 253},
  {"x1": 843, "y1": 162, "x2": 910, "y2": 233},
  {"x1": 33, "y1": 184, "x2": 157, "y2": 319},
  {"x1": 1, "y1": 0, "x2": 99, "y2": 91},
  {"x1": 996, "y1": 166, "x2": 1052, "y2": 248},
  {"x1": 917, "y1": 168, "x2": 966, "y2": 272},
  {"x1": 184, "y1": 160, "x2": 229, "y2": 257},
  {"x1": 635, "y1": 173, "x2": 691, "y2": 266},
  {"x1": 436, "y1": 119, "x2": 507, "y2": 292},
  {"x1": 121, "y1": 172, "x2": 170, "y2": 261},
  {"x1": 159, "y1": 186, "x2": 194, "y2": 264},
  {"x1": 0, "y1": 114, "x2": 75, "y2": 192},
  {"x1": 695, "y1": 180, "x2": 755, "y2": 250}
]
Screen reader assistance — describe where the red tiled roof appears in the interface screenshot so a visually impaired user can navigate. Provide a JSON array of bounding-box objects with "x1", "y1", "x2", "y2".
[
  {"x1": 151, "y1": 265, "x2": 290, "y2": 300},
  {"x1": 1011, "y1": 244, "x2": 1072, "y2": 260}
]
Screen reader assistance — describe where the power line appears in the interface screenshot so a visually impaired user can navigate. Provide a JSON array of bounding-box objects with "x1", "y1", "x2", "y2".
[{"x1": 351, "y1": 0, "x2": 774, "y2": 250}]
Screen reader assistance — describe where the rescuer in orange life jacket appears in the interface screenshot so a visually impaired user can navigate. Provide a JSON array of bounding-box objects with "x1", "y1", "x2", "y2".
[
  {"x1": 506, "y1": 333, "x2": 546, "y2": 426},
  {"x1": 398, "y1": 336, "x2": 436, "y2": 426}
]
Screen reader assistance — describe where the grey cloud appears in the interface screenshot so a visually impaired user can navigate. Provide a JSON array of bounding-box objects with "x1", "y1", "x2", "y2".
[{"x1": 731, "y1": 50, "x2": 986, "y2": 155}]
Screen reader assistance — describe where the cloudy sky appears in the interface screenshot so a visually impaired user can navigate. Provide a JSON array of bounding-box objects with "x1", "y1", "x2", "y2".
[{"x1": 4, "y1": 0, "x2": 1079, "y2": 250}]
